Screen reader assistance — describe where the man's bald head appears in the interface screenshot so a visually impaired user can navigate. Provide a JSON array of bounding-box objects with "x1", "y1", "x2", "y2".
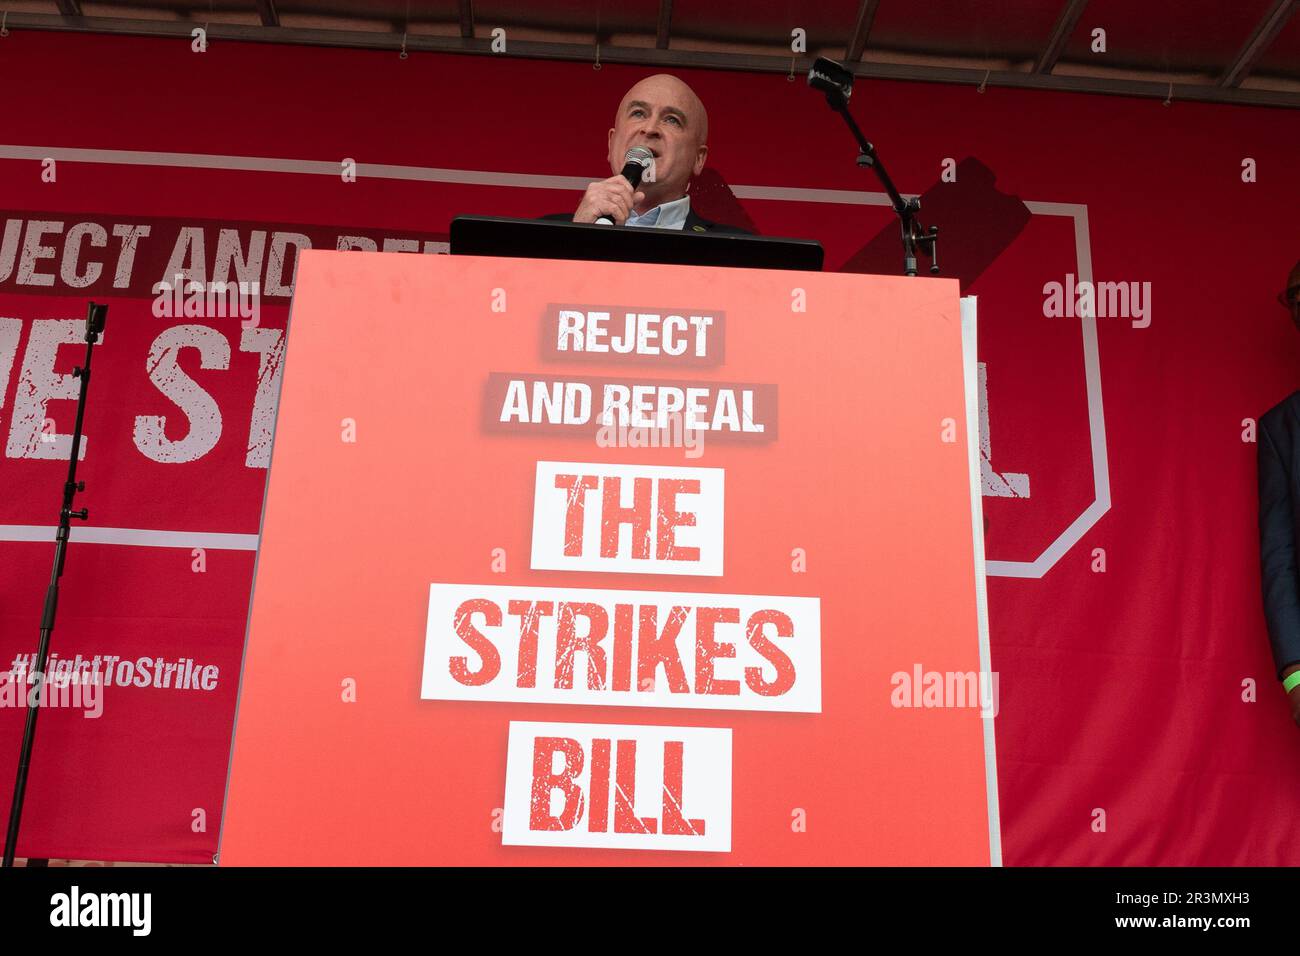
[
  {"x1": 607, "y1": 74, "x2": 710, "y2": 214},
  {"x1": 615, "y1": 75, "x2": 709, "y2": 146}
]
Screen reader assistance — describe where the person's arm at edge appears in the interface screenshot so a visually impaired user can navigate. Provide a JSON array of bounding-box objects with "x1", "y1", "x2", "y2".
[{"x1": 1257, "y1": 417, "x2": 1300, "y2": 725}]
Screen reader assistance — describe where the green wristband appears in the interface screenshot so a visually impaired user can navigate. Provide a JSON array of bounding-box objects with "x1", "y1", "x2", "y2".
[{"x1": 1284, "y1": 671, "x2": 1300, "y2": 694}]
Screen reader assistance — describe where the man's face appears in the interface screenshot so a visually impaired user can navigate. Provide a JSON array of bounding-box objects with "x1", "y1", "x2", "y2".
[{"x1": 607, "y1": 75, "x2": 708, "y2": 209}]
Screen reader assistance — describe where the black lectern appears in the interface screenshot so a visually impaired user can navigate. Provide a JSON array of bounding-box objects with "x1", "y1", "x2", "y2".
[{"x1": 450, "y1": 215, "x2": 824, "y2": 272}]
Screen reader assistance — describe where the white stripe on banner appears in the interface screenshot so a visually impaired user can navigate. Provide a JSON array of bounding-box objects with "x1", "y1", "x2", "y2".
[{"x1": 0, "y1": 525, "x2": 259, "y2": 550}]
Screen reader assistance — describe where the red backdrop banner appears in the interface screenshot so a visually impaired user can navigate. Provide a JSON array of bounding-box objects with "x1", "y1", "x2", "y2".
[{"x1": 1, "y1": 30, "x2": 1298, "y2": 864}]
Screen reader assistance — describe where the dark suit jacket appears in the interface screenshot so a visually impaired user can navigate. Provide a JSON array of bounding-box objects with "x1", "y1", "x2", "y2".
[
  {"x1": 1258, "y1": 390, "x2": 1300, "y2": 677},
  {"x1": 540, "y1": 208, "x2": 754, "y2": 235}
]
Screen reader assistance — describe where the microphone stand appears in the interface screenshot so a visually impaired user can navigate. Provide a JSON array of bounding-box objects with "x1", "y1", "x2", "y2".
[
  {"x1": 2, "y1": 301, "x2": 106, "y2": 868},
  {"x1": 808, "y1": 57, "x2": 940, "y2": 278}
]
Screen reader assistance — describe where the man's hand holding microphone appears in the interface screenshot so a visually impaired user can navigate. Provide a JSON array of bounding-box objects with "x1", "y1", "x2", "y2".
[{"x1": 573, "y1": 147, "x2": 654, "y2": 225}]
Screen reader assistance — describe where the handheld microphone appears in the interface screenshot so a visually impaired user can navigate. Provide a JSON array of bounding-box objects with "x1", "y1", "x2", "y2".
[{"x1": 594, "y1": 146, "x2": 654, "y2": 225}]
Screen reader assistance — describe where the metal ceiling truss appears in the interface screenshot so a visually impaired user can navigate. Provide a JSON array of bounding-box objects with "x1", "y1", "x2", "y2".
[
  {"x1": 254, "y1": 0, "x2": 279, "y2": 29},
  {"x1": 1034, "y1": 0, "x2": 1090, "y2": 74},
  {"x1": 5, "y1": 7, "x2": 1297, "y2": 110},
  {"x1": 1218, "y1": 0, "x2": 1297, "y2": 87}
]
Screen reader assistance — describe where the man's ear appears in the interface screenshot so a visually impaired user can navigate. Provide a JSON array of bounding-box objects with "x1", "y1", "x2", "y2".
[
  {"x1": 606, "y1": 127, "x2": 617, "y2": 172},
  {"x1": 692, "y1": 144, "x2": 709, "y2": 177}
]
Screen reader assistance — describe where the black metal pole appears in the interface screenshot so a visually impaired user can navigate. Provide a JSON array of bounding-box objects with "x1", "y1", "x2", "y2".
[{"x1": 2, "y1": 301, "x2": 105, "y2": 868}]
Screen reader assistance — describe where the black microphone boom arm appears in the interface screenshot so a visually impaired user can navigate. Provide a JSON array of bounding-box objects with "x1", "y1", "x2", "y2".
[{"x1": 808, "y1": 57, "x2": 940, "y2": 278}]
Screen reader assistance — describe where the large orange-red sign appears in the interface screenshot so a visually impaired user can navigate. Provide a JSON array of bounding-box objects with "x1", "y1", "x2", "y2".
[{"x1": 219, "y1": 249, "x2": 992, "y2": 865}]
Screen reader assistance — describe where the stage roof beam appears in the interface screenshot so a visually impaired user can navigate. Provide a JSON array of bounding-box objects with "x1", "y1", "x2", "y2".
[
  {"x1": 1034, "y1": 0, "x2": 1090, "y2": 74},
  {"x1": 845, "y1": 0, "x2": 880, "y2": 63},
  {"x1": 254, "y1": 0, "x2": 279, "y2": 28},
  {"x1": 55, "y1": 0, "x2": 82, "y2": 17},
  {"x1": 5, "y1": 13, "x2": 1297, "y2": 110},
  {"x1": 459, "y1": 0, "x2": 474, "y2": 39},
  {"x1": 1218, "y1": 0, "x2": 1297, "y2": 87},
  {"x1": 656, "y1": 0, "x2": 672, "y2": 50}
]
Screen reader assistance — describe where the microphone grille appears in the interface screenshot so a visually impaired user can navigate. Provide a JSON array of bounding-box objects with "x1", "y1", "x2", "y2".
[{"x1": 624, "y1": 146, "x2": 654, "y2": 167}]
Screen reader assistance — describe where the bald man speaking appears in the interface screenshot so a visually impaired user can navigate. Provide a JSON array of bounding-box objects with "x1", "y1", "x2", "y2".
[{"x1": 543, "y1": 74, "x2": 753, "y2": 234}]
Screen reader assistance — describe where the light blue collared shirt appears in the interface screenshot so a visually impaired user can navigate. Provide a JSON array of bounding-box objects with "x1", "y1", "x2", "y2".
[{"x1": 625, "y1": 195, "x2": 691, "y2": 230}]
